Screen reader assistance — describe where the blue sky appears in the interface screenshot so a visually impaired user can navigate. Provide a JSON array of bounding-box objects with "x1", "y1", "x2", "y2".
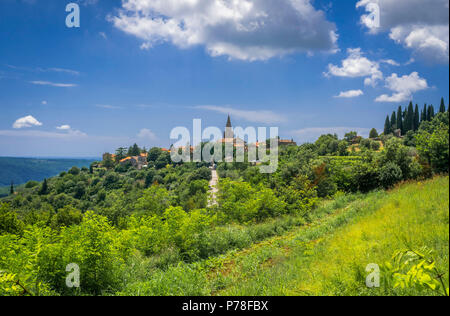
[{"x1": 0, "y1": 0, "x2": 448, "y2": 157}]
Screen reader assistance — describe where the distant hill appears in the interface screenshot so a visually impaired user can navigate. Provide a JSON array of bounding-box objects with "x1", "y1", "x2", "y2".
[{"x1": 0, "y1": 157, "x2": 98, "y2": 187}]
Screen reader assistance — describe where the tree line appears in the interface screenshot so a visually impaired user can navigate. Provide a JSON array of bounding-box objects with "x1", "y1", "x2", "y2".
[{"x1": 384, "y1": 97, "x2": 448, "y2": 136}]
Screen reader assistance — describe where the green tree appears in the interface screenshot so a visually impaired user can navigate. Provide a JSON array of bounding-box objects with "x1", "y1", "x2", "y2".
[
  {"x1": 369, "y1": 128, "x2": 379, "y2": 139},
  {"x1": 405, "y1": 102, "x2": 414, "y2": 133},
  {"x1": 115, "y1": 147, "x2": 127, "y2": 161},
  {"x1": 128, "y1": 143, "x2": 141, "y2": 156},
  {"x1": 337, "y1": 140, "x2": 349, "y2": 156},
  {"x1": 360, "y1": 138, "x2": 371, "y2": 150},
  {"x1": 10, "y1": 182, "x2": 14, "y2": 195},
  {"x1": 416, "y1": 112, "x2": 449, "y2": 173},
  {"x1": 148, "y1": 147, "x2": 163, "y2": 162},
  {"x1": 38, "y1": 179, "x2": 49, "y2": 196},
  {"x1": 0, "y1": 203, "x2": 24, "y2": 235},
  {"x1": 135, "y1": 185, "x2": 172, "y2": 216},
  {"x1": 414, "y1": 104, "x2": 420, "y2": 131},
  {"x1": 155, "y1": 152, "x2": 171, "y2": 169},
  {"x1": 427, "y1": 105, "x2": 435, "y2": 122},
  {"x1": 379, "y1": 162, "x2": 403, "y2": 189},
  {"x1": 421, "y1": 104, "x2": 427, "y2": 123},
  {"x1": 379, "y1": 138, "x2": 413, "y2": 180},
  {"x1": 51, "y1": 205, "x2": 83, "y2": 229},
  {"x1": 344, "y1": 131, "x2": 357, "y2": 142},
  {"x1": 315, "y1": 134, "x2": 339, "y2": 155},
  {"x1": 68, "y1": 166, "x2": 80, "y2": 175},
  {"x1": 371, "y1": 140, "x2": 381, "y2": 151},
  {"x1": 390, "y1": 111, "x2": 397, "y2": 131},
  {"x1": 103, "y1": 154, "x2": 114, "y2": 169},
  {"x1": 144, "y1": 169, "x2": 156, "y2": 188},
  {"x1": 439, "y1": 97, "x2": 446, "y2": 113}
]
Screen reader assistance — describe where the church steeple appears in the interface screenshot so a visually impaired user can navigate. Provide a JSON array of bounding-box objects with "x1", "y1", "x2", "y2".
[
  {"x1": 226, "y1": 115, "x2": 232, "y2": 128},
  {"x1": 224, "y1": 115, "x2": 234, "y2": 139}
]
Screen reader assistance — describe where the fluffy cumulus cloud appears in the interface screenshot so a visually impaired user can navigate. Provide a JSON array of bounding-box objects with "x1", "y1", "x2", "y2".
[
  {"x1": 137, "y1": 128, "x2": 157, "y2": 140},
  {"x1": 335, "y1": 89, "x2": 364, "y2": 98},
  {"x1": 375, "y1": 72, "x2": 428, "y2": 102},
  {"x1": 110, "y1": 0, "x2": 338, "y2": 61},
  {"x1": 325, "y1": 48, "x2": 383, "y2": 86},
  {"x1": 13, "y1": 115, "x2": 43, "y2": 129},
  {"x1": 356, "y1": 0, "x2": 449, "y2": 63}
]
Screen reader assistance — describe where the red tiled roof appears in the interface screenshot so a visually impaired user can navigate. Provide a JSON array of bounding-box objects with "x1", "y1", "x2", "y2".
[{"x1": 120, "y1": 157, "x2": 132, "y2": 163}]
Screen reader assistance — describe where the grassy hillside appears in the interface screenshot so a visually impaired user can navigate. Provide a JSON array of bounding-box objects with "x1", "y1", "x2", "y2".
[
  {"x1": 0, "y1": 157, "x2": 97, "y2": 187},
  {"x1": 204, "y1": 177, "x2": 449, "y2": 296}
]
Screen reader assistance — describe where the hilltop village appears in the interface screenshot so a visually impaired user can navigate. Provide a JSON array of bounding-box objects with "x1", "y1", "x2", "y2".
[{"x1": 102, "y1": 116, "x2": 297, "y2": 170}]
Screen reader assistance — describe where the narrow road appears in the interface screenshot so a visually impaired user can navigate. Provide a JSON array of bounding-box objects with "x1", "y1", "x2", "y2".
[{"x1": 208, "y1": 169, "x2": 219, "y2": 207}]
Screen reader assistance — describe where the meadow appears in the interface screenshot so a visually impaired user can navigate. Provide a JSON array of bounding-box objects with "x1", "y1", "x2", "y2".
[{"x1": 208, "y1": 176, "x2": 449, "y2": 296}]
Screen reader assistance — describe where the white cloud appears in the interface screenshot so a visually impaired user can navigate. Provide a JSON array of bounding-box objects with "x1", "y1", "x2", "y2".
[
  {"x1": 95, "y1": 104, "x2": 123, "y2": 110},
  {"x1": 334, "y1": 89, "x2": 364, "y2": 98},
  {"x1": 375, "y1": 72, "x2": 428, "y2": 102},
  {"x1": 389, "y1": 25, "x2": 449, "y2": 63},
  {"x1": 54, "y1": 125, "x2": 87, "y2": 136},
  {"x1": 99, "y1": 32, "x2": 107, "y2": 39},
  {"x1": 140, "y1": 42, "x2": 152, "y2": 50},
  {"x1": 356, "y1": 0, "x2": 449, "y2": 63},
  {"x1": 13, "y1": 115, "x2": 43, "y2": 129},
  {"x1": 56, "y1": 125, "x2": 71, "y2": 130},
  {"x1": 380, "y1": 59, "x2": 400, "y2": 66},
  {"x1": 110, "y1": 0, "x2": 338, "y2": 61},
  {"x1": 325, "y1": 48, "x2": 383, "y2": 86},
  {"x1": 7, "y1": 65, "x2": 80, "y2": 76},
  {"x1": 291, "y1": 127, "x2": 373, "y2": 143},
  {"x1": 41, "y1": 100, "x2": 47, "y2": 105},
  {"x1": 30, "y1": 81, "x2": 77, "y2": 88},
  {"x1": 42, "y1": 68, "x2": 80, "y2": 76},
  {"x1": 137, "y1": 128, "x2": 157, "y2": 140},
  {"x1": 196, "y1": 105, "x2": 287, "y2": 124}
]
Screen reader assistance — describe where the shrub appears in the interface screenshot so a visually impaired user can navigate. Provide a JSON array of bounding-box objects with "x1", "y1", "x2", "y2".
[
  {"x1": 25, "y1": 181, "x2": 39, "y2": 189},
  {"x1": 135, "y1": 185, "x2": 172, "y2": 216},
  {"x1": 379, "y1": 163, "x2": 403, "y2": 189},
  {"x1": 68, "y1": 166, "x2": 80, "y2": 175}
]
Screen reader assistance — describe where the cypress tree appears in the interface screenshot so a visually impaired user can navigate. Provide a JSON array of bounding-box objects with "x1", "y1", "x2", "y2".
[
  {"x1": 427, "y1": 105, "x2": 435, "y2": 121},
  {"x1": 439, "y1": 97, "x2": 446, "y2": 113},
  {"x1": 10, "y1": 181, "x2": 14, "y2": 195},
  {"x1": 39, "y1": 179, "x2": 49, "y2": 195},
  {"x1": 390, "y1": 111, "x2": 397, "y2": 130},
  {"x1": 384, "y1": 116, "x2": 391, "y2": 135},
  {"x1": 421, "y1": 104, "x2": 427, "y2": 122},
  {"x1": 397, "y1": 106, "x2": 403, "y2": 135},
  {"x1": 414, "y1": 104, "x2": 420, "y2": 131},
  {"x1": 405, "y1": 102, "x2": 414, "y2": 133}
]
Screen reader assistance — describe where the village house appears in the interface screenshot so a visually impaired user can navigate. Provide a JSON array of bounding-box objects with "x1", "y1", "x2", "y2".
[{"x1": 119, "y1": 152, "x2": 148, "y2": 170}]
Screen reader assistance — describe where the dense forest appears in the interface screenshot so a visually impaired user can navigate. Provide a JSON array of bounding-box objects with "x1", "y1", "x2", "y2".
[{"x1": 0, "y1": 99, "x2": 448, "y2": 296}]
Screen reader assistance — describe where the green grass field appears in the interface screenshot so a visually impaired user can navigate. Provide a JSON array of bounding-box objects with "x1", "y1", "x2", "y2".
[
  {"x1": 205, "y1": 176, "x2": 449, "y2": 296},
  {"x1": 118, "y1": 177, "x2": 449, "y2": 296}
]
